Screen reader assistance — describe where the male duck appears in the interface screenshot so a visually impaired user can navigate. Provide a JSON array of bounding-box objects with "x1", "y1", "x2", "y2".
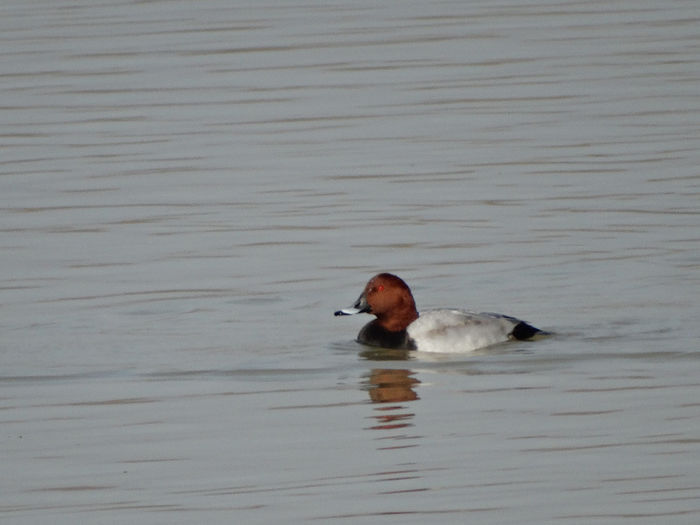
[{"x1": 335, "y1": 273, "x2": 547, "y2": 353}]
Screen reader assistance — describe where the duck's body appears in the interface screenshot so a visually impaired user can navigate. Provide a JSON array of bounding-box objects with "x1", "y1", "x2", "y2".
[{"x1": 335, "y1": 273, "x2": 546, "y2": 354}]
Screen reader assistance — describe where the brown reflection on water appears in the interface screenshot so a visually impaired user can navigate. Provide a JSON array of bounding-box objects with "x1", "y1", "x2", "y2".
[
  {"x1": 367, "y1": 369, "x2": 420, "y2": 404},
  {"x1": 365, "y1": 369, "x2": 420, "y2": 437}
]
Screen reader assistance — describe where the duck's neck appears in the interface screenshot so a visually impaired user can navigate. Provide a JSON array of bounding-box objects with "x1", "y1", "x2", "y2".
[{"x1": 377, "y1": 307, "x2": 419, "y2": 332}]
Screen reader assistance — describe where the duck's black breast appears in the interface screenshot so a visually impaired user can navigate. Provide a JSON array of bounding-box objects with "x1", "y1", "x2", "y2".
[{"x1": 357, "y1": 320, "x2": 416, "y2": 350}]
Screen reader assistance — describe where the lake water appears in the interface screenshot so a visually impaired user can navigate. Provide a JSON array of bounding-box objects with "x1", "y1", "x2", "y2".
[{"x1": 2, "y1": 0, "x2": 700, "y2": 523}]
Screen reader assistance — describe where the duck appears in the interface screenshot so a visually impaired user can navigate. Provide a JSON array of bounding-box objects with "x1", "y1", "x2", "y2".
[{"x1": 334, "y1": 273, "x2": 547, "y2": 353}]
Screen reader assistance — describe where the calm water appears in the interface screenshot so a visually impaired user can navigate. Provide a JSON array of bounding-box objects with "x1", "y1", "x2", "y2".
[{"x1": 2, "y1": 0, "x2": 700, "y2": 523}]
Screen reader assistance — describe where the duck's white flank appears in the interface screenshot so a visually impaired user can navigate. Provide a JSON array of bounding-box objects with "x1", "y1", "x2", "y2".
[{"x1": 407, "y1": 310, "x2": 523, "y2": 353}]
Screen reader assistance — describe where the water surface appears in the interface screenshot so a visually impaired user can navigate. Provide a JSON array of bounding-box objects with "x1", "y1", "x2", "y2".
[{"x1": 2, "y1": 0, "x2": 700, "y2": 523}]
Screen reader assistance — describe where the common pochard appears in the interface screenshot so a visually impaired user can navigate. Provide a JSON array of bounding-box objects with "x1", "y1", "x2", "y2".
[{"x1": 335, "y1": 273, "x2": 547, "y2": 353}]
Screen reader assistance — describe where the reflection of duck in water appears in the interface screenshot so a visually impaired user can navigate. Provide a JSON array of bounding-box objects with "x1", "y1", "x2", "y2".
[
  {"x1": 366, "y1": 369, "x2": 419, "y2": 432},
  {"x1": 367, "y1": 369, "x2": 420, "y2": 403}
]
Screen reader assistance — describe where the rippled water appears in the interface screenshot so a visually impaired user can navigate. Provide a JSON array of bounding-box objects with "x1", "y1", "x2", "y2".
[{"x1": 2, "y1": 0, "x2": 700, "y2": 523}]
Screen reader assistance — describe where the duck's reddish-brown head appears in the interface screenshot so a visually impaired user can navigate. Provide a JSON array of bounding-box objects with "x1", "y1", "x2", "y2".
[{"x1": 335, "y1": 273, "x2": 419, "y2": 332}]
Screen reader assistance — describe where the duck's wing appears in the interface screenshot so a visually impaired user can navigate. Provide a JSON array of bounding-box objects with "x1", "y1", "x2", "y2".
[
  {"x1": 407, "y1": 310, "x2": 518, "y2": 353},
  {"x1": 416, "y1": 309, "x2": 522, "y2": 328},
  {"x1": 478, "y1": 312, "x2": 548, "y2": 340},
  {"x1": 407, "y1": 309, "x2": 546, "y2": 352}
]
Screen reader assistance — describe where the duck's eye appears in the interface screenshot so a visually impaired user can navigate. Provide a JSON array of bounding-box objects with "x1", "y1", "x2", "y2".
[{"x1": 377, "y1": 285, "x2": 384, "y2": 292}]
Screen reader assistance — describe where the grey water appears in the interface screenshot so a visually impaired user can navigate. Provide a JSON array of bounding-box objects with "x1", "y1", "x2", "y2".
[{"x1": 2, "y1": 0, "x2": 700, "y2": 523}]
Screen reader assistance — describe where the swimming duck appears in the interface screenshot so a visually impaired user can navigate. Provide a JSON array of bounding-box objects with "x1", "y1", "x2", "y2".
[{"x1": 335, "y1": 273, "x2": 546, "y2": 353}]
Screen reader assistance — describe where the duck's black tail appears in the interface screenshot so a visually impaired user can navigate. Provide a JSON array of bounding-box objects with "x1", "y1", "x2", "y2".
[{"x1": 510, "y1": 321, "x2": 550, "y2": 341}]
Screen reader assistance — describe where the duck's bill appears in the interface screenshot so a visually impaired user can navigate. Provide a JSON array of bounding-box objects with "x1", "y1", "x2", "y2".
[
  {"x1": 334, "y1": 293, "x2": 370, "y2": 316},
  {"x1": 334, "y1": 307, "x2": 362, "y2": 316}
]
